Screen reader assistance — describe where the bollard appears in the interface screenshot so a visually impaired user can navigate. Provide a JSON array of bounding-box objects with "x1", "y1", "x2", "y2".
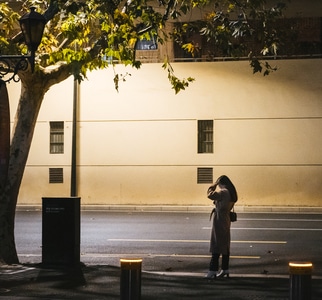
[
  {"x1": 289, "y1": 261, "x2": 313, "y2": 300},
  {"x1": 120, "y1": 258, "x2": 142, "y2": 300}
]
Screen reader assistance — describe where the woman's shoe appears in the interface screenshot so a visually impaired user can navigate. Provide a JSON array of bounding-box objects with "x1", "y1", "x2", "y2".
[
  {"x1": 205, "y1": 271, "x2": 217, "y2": 279},
  {"x1": 216, "y1": 269, "x2": 229, "y2": 278}
]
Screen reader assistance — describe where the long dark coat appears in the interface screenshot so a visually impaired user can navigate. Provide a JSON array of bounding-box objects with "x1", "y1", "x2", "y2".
[{"x1": 207, "y1": 185, "x2": 234, "y2": 254}]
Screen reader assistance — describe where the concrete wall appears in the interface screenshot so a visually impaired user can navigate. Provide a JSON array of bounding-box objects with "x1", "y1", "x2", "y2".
[{"x1": 9, "y1": 59, "x2": 322, "y2": 207}]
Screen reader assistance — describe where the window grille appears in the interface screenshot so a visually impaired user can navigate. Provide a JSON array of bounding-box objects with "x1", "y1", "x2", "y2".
[
  {"x1": 135, "y1": 33, "x2": 158, "y2": 50},
  {"x1": 198, "y1": 120, "x2": 213, "y2": 153},
  {"x1": 50, "y1": 121, "x2": 64, "y2": 154},
  {"x1": 49, "y1": 168, "x2": 63, "y2": 183},
  {"x1": 197, "y1": 167, "x2": 213, "y2": 184},
  {"x1": 173, "y1": 18, "x2": 322, "y2": 60}
]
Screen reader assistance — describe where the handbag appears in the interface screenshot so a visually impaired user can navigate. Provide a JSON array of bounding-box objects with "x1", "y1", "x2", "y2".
[{"x1": 230, "y1": 208, "x2": 237, "y2": 222}]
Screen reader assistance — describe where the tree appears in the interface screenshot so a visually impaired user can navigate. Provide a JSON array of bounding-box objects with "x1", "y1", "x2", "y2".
[{"x1": 0, "y1": 0, "x2": 286, "y2": 264}]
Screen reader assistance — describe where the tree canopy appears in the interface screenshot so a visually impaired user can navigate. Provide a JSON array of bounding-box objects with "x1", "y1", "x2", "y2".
[{"x1": 1, "y1": 0, "x2": 287, "y2": 92}]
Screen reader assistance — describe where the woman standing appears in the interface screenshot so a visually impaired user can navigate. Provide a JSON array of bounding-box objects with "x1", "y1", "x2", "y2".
[{"x1": 205, "y1": 175, "x2": 238, "y2": 279}]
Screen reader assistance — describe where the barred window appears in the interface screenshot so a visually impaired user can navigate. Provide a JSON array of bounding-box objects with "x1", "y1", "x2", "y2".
[
  {"x1": 135, "y1": 33, "x2": 158, "y2": 50},
  {"x1": 50, "y1": 121, "x2": 64, "y2": 154},
  {"x1": 198, "y1": 120, "x2": 213, "y2": 153}
]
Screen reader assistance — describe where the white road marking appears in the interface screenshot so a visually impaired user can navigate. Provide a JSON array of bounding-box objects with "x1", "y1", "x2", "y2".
[
  {"x1": 108, "y1": 238, "x2": 286, "y2": 244},
  {"x1": 233, "y1": 228, "x2": 322, "y2": 231},
  {"x1": 203, "y1": 226, "x2": 322, "y2": 231},
  {"x1": 17, "y1": 253, "x2": 260, "y2": 259},
  {"x1": 237, "y1": 218, "x2": 322, "y2": 222},
  {"x1": 0, "y1": 265, "x2": 35, "y2": 275},
  {"x1": 144, "y1": 271, "x2": 289, "y2": 278},
  {"x1": 80, "y1": 253, "x2": 260, "y2": 259}
]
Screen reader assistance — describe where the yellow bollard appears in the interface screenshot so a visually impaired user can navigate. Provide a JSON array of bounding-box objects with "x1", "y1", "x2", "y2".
[
  {"x1": 289, "y1": 261, "x2": 313, "y2": 300},
  {"x1": 120, "y1": 258, "x2": 142, "y2": 300}
]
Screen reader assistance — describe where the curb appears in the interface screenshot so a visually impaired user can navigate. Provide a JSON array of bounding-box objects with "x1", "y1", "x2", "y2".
[
  {"x1": 144, "y1": 271, "x2": 322, "y2": 280},
  {"x1": 16, "y1": 205, "x2": 322, "y2": 213}
]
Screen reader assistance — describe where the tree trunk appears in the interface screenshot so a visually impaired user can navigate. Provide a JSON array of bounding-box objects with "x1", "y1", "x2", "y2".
[
  {"x1": 0, "y1": 77, "x2": 45, "y2": 264},
  {"x1": 2, "y1": 77, "x2": 46, "y2": 264},
  {"x1": 0, "y1": 193, "x2": 19, "y2": 265},
  {"x1": 0, "y1": 81, "x2": 12, "y2": 264},
  {"x1": 0, "y1": 81, "x2": 10, "y2": 188}
]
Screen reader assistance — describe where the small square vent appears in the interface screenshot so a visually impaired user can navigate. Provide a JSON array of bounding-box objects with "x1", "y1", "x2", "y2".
[
  {"x1": 197, "y1": 167, "x2": 213, "y2": 184},
  {"x1": 49, "y1": 168, "x2": 63, "y2": 183}
]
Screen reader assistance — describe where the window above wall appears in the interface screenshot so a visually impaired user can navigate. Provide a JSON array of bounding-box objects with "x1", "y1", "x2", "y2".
[
  {"x1": 198, "y1": 120, "x2": 213, "y2": 154},
  {"x1": 135, "y1": 34, "x2": 158, "y2": 50},
  {"x1": 50, "y1": 121, "x2": 64, "y2": 154}
]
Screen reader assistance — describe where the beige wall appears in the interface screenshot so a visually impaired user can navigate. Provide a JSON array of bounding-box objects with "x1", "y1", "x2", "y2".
[{"x1": 9, "y1": 59, "x2": 322, "y2": 207}]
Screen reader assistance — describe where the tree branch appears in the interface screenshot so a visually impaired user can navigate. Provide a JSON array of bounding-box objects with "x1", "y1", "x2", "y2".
[
  {"x1": 11, "y1": 0, "x2": 59, "y2": 44},
  {"x1": 43, "y1": 0, "x2": 60, "y2": 22},
  {"x1": 163, "y1": 0, "x2": 176, "y2": 21}
]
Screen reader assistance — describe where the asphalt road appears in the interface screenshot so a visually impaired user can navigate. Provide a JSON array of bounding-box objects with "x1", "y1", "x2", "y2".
[{"x1": 15, "y1": 210, "x2": 322, "y2": 277}]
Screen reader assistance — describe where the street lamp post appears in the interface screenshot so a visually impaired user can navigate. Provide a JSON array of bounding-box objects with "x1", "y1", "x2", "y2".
[{"x1": 0, "y1": 7, "x2": 46, "y2": 82}]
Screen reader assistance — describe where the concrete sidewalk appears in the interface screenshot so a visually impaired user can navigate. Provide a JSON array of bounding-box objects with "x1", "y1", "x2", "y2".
[{"x1": 1, "y1": 264, "x2": 322, "y2": 299}]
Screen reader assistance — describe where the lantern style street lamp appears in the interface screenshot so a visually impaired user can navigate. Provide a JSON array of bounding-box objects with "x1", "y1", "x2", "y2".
[{"x1": 0, "y1": 7, "x2": 46, "y2": 82}]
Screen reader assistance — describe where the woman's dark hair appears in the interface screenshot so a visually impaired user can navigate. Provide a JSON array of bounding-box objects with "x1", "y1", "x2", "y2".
[{"x1": 215, "y1": 175, "x2": 238, "y2": 202}]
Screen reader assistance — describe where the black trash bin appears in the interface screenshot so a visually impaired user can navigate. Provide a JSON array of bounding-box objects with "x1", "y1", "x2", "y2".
[{"x1": 42, "y1": 197, "x2": 81, "y2": 266}]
